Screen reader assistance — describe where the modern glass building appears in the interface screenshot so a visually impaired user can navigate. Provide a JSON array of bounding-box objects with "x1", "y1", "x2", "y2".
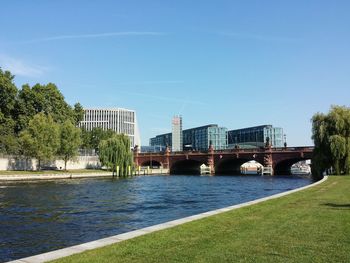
[
  {"x1": 150, "y1": 124, "x2": 227, "y2": 151},
  {"x1": 79, "y1": 108, "x2": 141, "y2": 148},
  {"x1": 227, "y1": 125, "x2": 284, "y2": 148},
  {"x1": 150, "y1": 133, "x2": 172, "y2": 149},
  {"x1": 172, "y1": 116, "x2": 183, "y2": 152},
  {"x1": 183, "y1": 125, "x2": 227, "y2": 151},
  {"x1": 140, "y1": 145, "x2": 166, "y2": 153}
]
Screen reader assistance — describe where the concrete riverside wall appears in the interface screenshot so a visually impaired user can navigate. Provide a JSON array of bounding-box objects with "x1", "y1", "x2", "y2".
[{"x1": 0, "y1": 156, "x2": 100, "y2": 171}]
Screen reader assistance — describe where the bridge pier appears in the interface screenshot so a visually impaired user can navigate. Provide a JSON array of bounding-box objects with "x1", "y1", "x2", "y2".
[
  {"x1": 208, "y1": 144, "x2": 215, "y2": 175},
  {"x1": 163, "y1": 146, "x2": 170, "y2": 170}
]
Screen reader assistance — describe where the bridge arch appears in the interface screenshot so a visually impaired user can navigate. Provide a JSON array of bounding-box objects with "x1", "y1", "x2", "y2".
[
  {"x1": 215, "y1": 158, "x2": 253, "y2": 175},
  {"x1": 241, "y1": 160, "x2": 264, "y2": 175},
  {"x1": 170, "y1": 159, "x2": 203, "y2": 175},
  {"x1": 140, "y1": 160, "x2": 162, "y2": 168},
  {"x1": 274, "y1": 158, "x2": 310, "y2": 175}
]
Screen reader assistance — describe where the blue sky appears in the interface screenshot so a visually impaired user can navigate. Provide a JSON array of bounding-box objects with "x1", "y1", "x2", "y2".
[{"x1": 1, "y1": 1, "x2": 349, "y2": 146}]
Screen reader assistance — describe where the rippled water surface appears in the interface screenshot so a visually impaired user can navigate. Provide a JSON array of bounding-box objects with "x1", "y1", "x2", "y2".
[{"x1": 0, "y1": 175, "x2": 311, "y2": 262}]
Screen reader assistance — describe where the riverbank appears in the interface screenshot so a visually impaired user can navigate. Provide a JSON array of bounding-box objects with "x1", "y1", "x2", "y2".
[
  {"x1": 0, "y1": 169, "x2": 169, "y2": 181},
  {"x1": 46, "y1": 176, "x2": 349, "y2": 263},
  {"x1": 0, "y1": 173, "x2": 113, "y2": 181},
  {"x1": 0, "y1": 169, "x2": 113, "y2": 181}
]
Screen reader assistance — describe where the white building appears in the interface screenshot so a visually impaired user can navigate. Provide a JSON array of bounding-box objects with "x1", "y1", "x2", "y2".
[
  {"x1": 79, "y1": 108, "x2": 141, "y2": 148},
  {"x1": 172, "y1": 115, "x2": 183, "y2": 152}
]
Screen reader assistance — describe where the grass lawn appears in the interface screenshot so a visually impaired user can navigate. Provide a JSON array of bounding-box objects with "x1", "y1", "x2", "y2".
[
  {"x1": 0, "y1": 169, "x2": 108, "y2": 176},
  {"x1": 52, "y1": 176, "x2": 350, "y2": 263}
]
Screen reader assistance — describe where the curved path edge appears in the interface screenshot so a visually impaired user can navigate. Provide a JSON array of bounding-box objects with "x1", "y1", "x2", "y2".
[{"x1": 8, "y1": 176, "x2": 328, "y2": 263}]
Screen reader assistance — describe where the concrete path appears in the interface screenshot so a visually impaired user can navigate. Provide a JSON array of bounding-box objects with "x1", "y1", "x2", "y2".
[
  {"x1": 0, "y1": 173, "x2": 113, "y2": 181},
  {"x1": 7, "y1": 176, "x2": 328, "y2": 263}
]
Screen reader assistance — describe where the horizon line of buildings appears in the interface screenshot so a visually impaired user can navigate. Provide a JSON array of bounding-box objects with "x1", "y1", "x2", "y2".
[
  {"x1": 77, "y1": 107, "x2": 285, "y2": 153},
  {"x1": 148, "y1": 118, "x2": 284, "y2": 152}
]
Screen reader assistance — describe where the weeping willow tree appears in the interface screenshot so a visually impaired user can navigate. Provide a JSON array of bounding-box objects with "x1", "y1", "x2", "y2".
[
  {"x1": 98, "y1": 134, "x2": 134, "y2": 177},
  {"x1": 311, "y1": 105, "x2": 350, "y2": 179}
]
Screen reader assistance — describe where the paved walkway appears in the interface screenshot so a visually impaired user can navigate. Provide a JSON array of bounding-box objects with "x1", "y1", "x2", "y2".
[
  {"x1": 7, "y1": 176, "x2": 328, "y2": 263},
  {"x1": 0, "y1": 173, "x2": 113, "y2": 181}
]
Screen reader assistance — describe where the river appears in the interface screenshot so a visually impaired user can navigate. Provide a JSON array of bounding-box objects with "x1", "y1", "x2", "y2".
[{"x1": 0, "y1": 175, "x2": 311, "y2": 262}]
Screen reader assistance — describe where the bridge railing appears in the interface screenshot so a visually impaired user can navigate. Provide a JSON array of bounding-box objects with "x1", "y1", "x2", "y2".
[
  {"x1": 137, "y1": 150, "x2": 209, "y2": 156},
  {"x1": 214, "y1": 148, "x2": 265, "y2": 153}
]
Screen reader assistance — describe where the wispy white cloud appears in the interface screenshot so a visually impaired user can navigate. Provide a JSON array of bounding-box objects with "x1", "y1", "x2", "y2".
[
  {"x1": 218, "y1": 32, "x2": 300, "y2": 42},
  {"x1": 0, "y1": 54, "x2": 47, "y2": 77},
  {"x1": 22, "y1": 31, "x2": 166, "y2": 43}
]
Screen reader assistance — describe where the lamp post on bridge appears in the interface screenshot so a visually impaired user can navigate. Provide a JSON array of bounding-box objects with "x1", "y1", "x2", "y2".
[{"x1": 284, "y1": 134, "x2": 287, "y2": 148}]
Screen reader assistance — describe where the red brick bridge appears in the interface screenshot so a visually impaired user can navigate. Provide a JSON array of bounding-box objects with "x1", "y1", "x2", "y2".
[{"x1": 133, "y1": 145, "x2": 314, "y2": 175}]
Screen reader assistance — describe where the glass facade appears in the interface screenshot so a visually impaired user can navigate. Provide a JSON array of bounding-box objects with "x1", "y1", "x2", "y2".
[
  {"x1": 140, "y1": 145, "x2": 166, "y2": 153},
  {"x1": 150, "y1": 124, "x2": 227, "y2": 151},
  {"x1": 264, "y1": 127, "x2": 283, "y2": 148},
  {"x1": 150, "y1": 133, "x2": 172, "y2": 148},
  {"x1": 227, "y1": 125, "x2": 284, "y2": 148}
]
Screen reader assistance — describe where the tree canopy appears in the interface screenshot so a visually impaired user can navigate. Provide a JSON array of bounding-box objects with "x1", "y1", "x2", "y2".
[
  {"x1": 14, "y1": 83, "x2": 83, "y2": 132},
  {"x1": 311, "y1": 105, "x2": 350, "y2": 177},
  {"x1": 0, "y1": 69, "x2": 84, "y2": 156},
  {"x1": 0, "y1": 69, "x2": 17, "y2": 117},
  {"x1": 98, "y1": 134, "x2": 134, "y2": 176},
  {"x1": 0, "y1": 69, "x2": 18, "y2": 154},
  {"x1": 58, "y1": 120, "x2": 82, "y2": 170},
  {"x1": 81, "y1": 127, "x2": 116, "y2": 152},
  {"x1": 19, "y1": 113, "x2": 60, "y2": 169}
]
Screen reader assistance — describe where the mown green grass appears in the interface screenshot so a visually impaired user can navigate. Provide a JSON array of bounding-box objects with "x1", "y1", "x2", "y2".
[
  {"x1": 52, "y1": 176, "x2": 350, "y2": 263},
  {"x1": 0, "y1": 169, "x2": 107, "y2": 175}
]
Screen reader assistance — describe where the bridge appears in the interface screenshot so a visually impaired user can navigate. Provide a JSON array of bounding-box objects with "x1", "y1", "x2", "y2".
[{"x1": 133, "y1": 145, "x2": 314, "y2": 175}]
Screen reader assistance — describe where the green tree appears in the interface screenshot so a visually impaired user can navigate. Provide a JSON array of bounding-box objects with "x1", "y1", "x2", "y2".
[
  {"x1": 311, "y1": 105, "x2": 350, "y2": 178},
  {"x1": 73, "y1": 103, "x2": 84, "y2": 125},
  {"x1": 98, "y1": 134, "x2": 133, "y2": 177},
  {"x1": 19, "y1": 113, "x2": 60, "y2": 169},
  {"x1": 81, "y1": 127, "x2": 116, "y2": 152},
  {"x1": 0, "y1": 68, "x2": 18, "y2": 117},
  {"x1": 0, "y1": 115, "x2": 19, "y2": 154},
  {"x1": 0, "y1": 69, "x2": 19, "y2": 154},
  {"x1": 14, "y1": 83, "x2": 81, "y2": 132},
  {"x1": 58, "y1": 120, "x2": 82, "y2": 170}
]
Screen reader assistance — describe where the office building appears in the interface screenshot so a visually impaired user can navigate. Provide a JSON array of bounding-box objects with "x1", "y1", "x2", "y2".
[
  {"x1": 150, "y1": 133, "x2": 172, "y2": 149},
  {"x1": 227, "y1": 125, "x2": 283, "y2": 148},
  {"x1": 79, "y1": 108, "x2": 141, "y2": 148},
  {"x1": 172, "y1": 116, "x2": 183, "y2": 152},
  {"x1": 140, "y1": 145, "x2": 167, "y2": 153},
  {"x1": 150, "y1": 124, "x2": 227, "y2": 151},
  {"x1": 183, "y1": 124, "x2": 227, "y2": 151}
]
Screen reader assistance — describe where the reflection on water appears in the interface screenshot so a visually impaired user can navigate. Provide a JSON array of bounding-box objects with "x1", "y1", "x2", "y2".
[{"x1": 0, "y1": 175, "x2": 311, "y2": 262}]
